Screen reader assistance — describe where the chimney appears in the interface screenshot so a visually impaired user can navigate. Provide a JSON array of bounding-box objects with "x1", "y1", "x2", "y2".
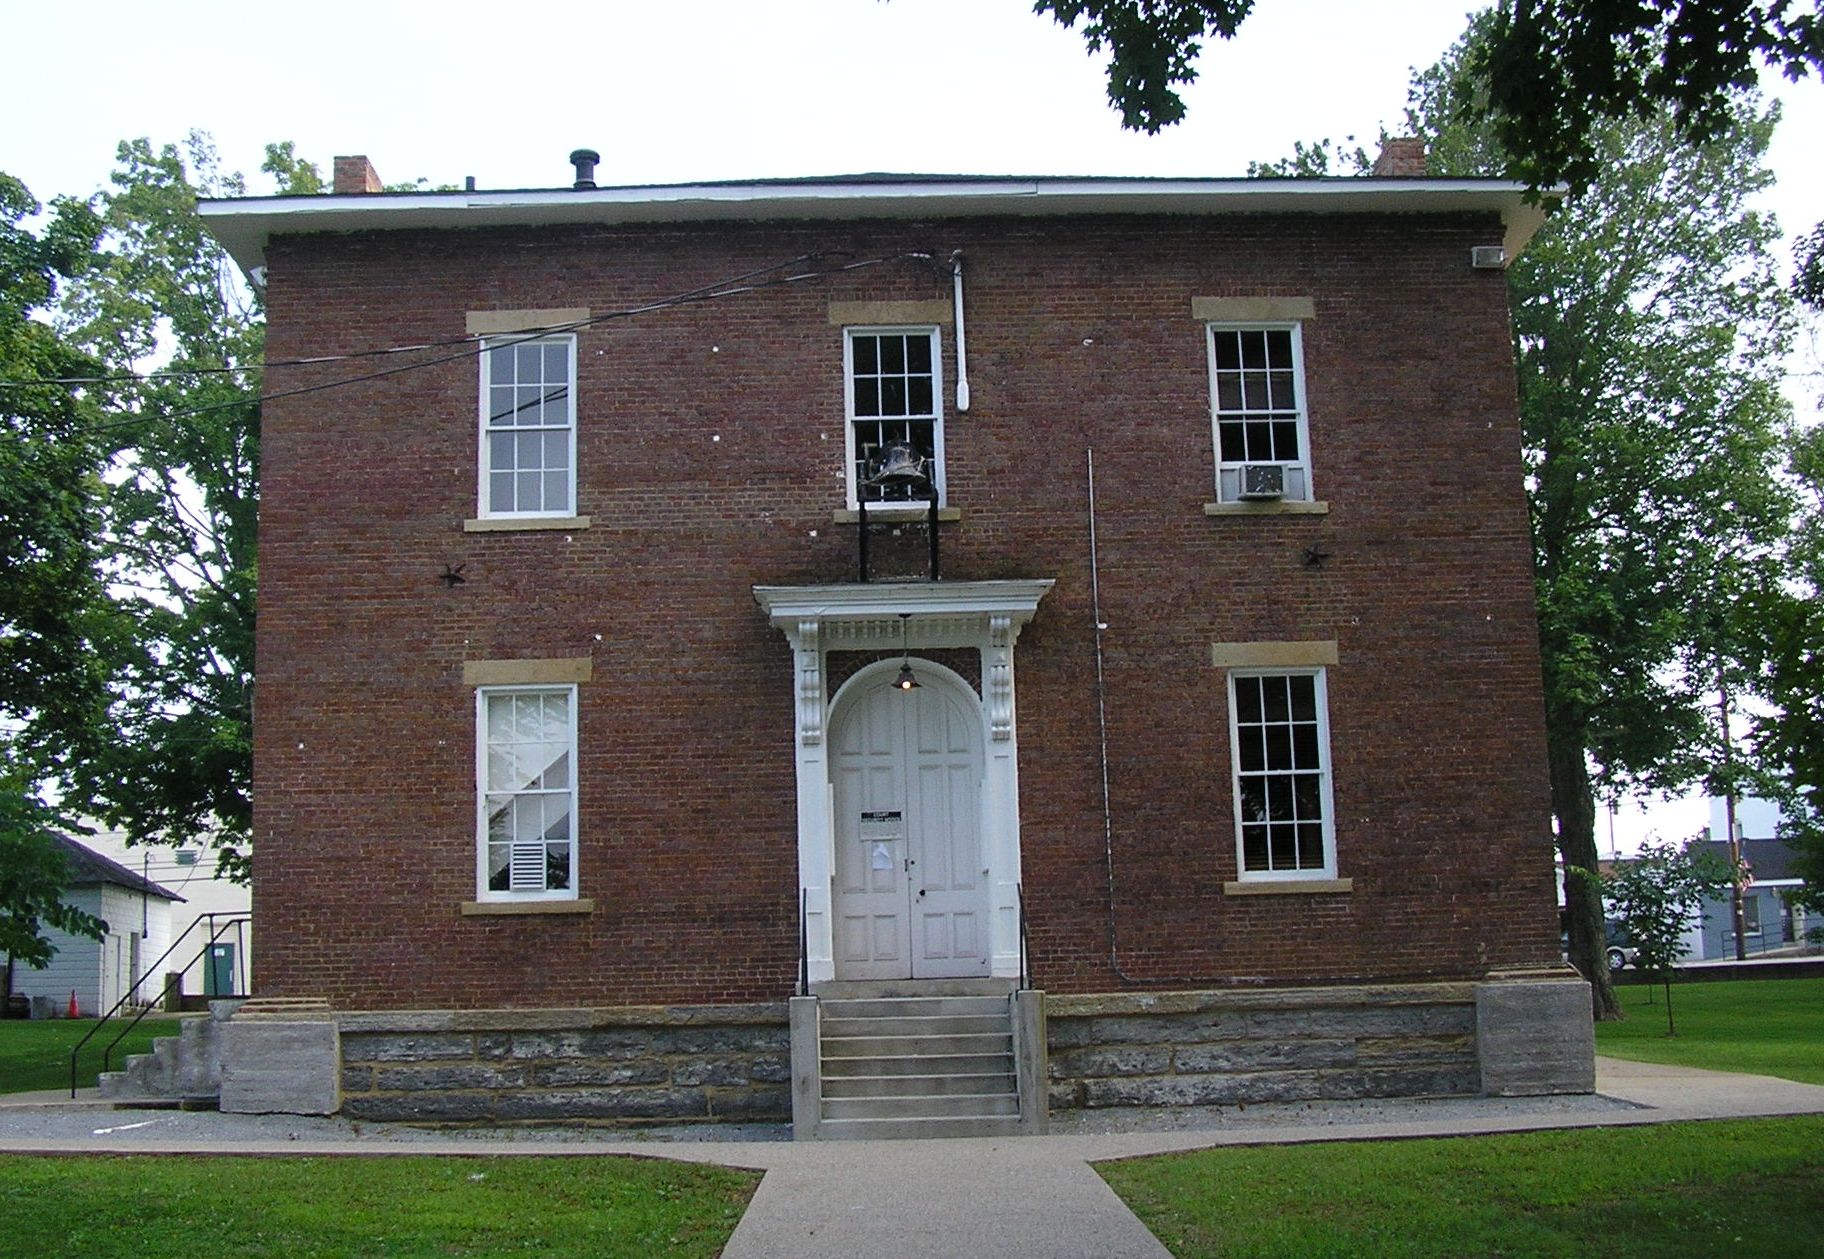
[
  {"x1": 333, "y1": 155, "x2": 384, "y2": 194},
  {"x1": 1371, "y1": 137, "x2": 1428, "y2": 177},
  {"x1": 569, "y1": 148, "x2": 601, "y2": 190}
]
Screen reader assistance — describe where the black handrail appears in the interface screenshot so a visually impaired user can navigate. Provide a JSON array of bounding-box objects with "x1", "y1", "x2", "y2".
[
  {"x1": 1017, "y1": 882, "x2": 1031, "y2": 992},
  {"x1": 69, "y1": 914, "x2": 250, "y2": 1097},
  {"x1": 798, "y1": 887, "x2": 810, "y2": 996}
]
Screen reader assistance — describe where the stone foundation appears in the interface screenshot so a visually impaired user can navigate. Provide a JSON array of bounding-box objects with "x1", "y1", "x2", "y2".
[
  {"x1": 335, "y1": 1004, "x2": 791, "y2": 1124},
  {"x1": 1047, "y1": 983, "x2": 1485, "y2": 1108}
]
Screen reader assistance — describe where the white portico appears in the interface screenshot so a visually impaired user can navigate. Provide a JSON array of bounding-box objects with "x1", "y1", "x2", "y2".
[{"x1": 754, "y1": 580, "x2": 1052, "y2": 985}]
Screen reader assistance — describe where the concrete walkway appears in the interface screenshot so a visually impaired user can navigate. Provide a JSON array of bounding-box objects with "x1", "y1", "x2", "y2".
[{"x1": 2, "y1": 1058, "x2": 1821, "y2": 1258}]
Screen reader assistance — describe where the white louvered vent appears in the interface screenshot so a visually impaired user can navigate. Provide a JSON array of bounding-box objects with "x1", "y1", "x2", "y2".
[{"x1": 509, "y1": 842, "x2": 547, "y2": 892}]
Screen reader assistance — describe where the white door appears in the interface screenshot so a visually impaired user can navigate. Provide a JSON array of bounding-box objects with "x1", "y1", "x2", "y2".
[{"x1": 831, "y1": 672, "x2": 988, "y2": 980}]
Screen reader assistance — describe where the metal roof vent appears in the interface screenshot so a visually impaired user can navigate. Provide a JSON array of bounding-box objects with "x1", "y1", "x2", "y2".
[{"x1": 569, "y1": 149, "x2": 600, "y2": 190}]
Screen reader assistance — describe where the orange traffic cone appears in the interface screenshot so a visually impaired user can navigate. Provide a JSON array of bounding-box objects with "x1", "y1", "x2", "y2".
[{"x1": 68, "y1": 990, "x2": 79, "y2": 1019}]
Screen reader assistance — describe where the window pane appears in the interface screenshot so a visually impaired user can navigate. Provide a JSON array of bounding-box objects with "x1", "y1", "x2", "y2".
[
  {"x1": 1239, "y1": 778, "x2": 1266, "y2": 823},
  {"x1": 1293, "y1": 724, "x2": 1320, "y2": 769},
  {"x1": 1289, "y1": 676, "x2": 1316, "y2": 720},
  {"x1": 486, "y1": 795, "x2": 512, "y2": 841},
  {"x1": 543, "y1": 748, "x2": 571, "y2": 790},
  {"x1": 546, "y1": 845, "x2": 571, "y2": 891},
  {"x1": 880, "y1": 336, "x2": 906, "y2": 372},
  {"x1": 1240, "y1": 330, "x2": 1267, "y2": 369},
  {"x1": 1238, "y1": 726, "x2": 1265, "y2": 773},
  {"x1": 909, "y1": 377, "x2": 934, "y2": 415},
  {"x1": 490, "y1": 472, "x2": 516, "y2": 511},
  {"x1": 853, "y1": 336, "x2": 878, "y2": 373},
  {"x1": 489, "y1": 385, "x2": 517, "y2": 427},
  {"x1": 1272, "y1": 422, "x2": 1300, "y2": 459},
  {"x1": 1217, "y1": 376, "x2": 1243, "y2": 412},
  {"x1": 1244, "y1": 372, "x2": 1269, "y2": 410},
  {"x1": 1219, "y1": 422, "x2": 1246, "y2": 463},
  {"x1": 540, "y1": 430, "x2": 566, "y2": 469},
  {"x1": 1243, "y1": 826, "x2": 1269, "y2": 871},
  {"x1": 1235, "y1": 677, "x2": 1262, "y2": 723},
  {"x1": 1269, "y1": 824, "x2": 1296, "y2": 868},
  {"x1": 854, "y1": 379, "x2": 881, "y2": 418},
  {"x1": 489, "y1": 432, "x2": 517, "y2": 472},
  {"x1": 1294, "y1": 773, "x2": 1322, "y2": 819},
  {"x1": 1245, "y1": 421, "x2": 1272, "y2": 459},
  {"x1": 1296, "y1": 824, "x2": 1324, "y2": 868},
  {"x1": 1214, "y1": 332, "x2": 1241, "y2": 371},
  {"x1": 1265, "y1": 329, "x2": 1293, "y2": 365},
  {"x1": 1270, "y1": 370, "x2": 1296, "y2": 409},
  {"x1": 490, "y1": 345, "x2": 516, "y2": 384},
  {"x1": 1267, "y1": 776, "x2": 1293, "y2": 821},
  {"x1": 514, "y1": 472, "x2": 540, "y2": 511},
  {"x1": 543, "y1": 342, "x2": 568, "y2": 380},
  {"x1": 488, "y1": 846, "x2": 511, "y2": 891},
  {"x1": 907, "y1": 335, "x2": 932, "y2": 372},
  {"x1": 1262, "y1": 676, "x2": 1290, "y2": 722},
  {"x1": 1265, "y1": 724, "x2": 1292, "y2": 770},
  {"x1": 544, "y1": 472, "x2": 569, "y2": 512},
  {"x1": 881, "y1": 377, "x2": 907, "y2": 416}
]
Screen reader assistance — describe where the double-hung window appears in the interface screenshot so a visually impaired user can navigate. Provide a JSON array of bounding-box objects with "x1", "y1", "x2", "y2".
[
  {"x1": 845, "y1": 326, "x2": 944, "y2": 507},
  {"x1": 1228, "y1": 669, "x2": 1336, "y2": 879},
  {"x1": 477, "y1": 685, "x2": 577, "y2": 900},
  {"x1": 1208, "y1": 324, "x2": 1312, "y2": 503},
  {"x1": 480, "y1": 334, "x2": 576, "y2": 518}
]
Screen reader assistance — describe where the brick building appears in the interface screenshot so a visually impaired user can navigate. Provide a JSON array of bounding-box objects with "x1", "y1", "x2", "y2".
[{"x1": 197, "y1": 146, "x2": 1592, "y2": 1133}]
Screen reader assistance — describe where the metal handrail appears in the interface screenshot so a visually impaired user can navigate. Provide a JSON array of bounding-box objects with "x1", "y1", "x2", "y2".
[
  {"x1": 798, "y1": 888, "x2": 810, "y2": 996},
  {"x1": 69, "y1": 914, "x2": 250, "y2": 1097},
  {"x1": 1017, "y1": 882, "x2": 1031, "y2": 991}
]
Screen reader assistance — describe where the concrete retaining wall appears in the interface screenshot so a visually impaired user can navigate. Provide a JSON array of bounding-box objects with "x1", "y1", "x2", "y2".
[
  {"x1": 337, "y1": 1004, "x2": 791, "y2": 1124},
  {"x1": 1047, "y1": 983, "x2": 1483, "y2": 1108}
]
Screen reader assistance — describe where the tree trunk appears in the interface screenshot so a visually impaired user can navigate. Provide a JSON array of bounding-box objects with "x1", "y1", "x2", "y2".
[{"x1": 1549, "y1": 733, "x2": 1623, "y2": 1019}]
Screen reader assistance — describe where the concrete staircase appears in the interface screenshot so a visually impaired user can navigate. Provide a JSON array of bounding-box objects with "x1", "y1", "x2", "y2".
[
  {"x1": 96, "y1": 1000, "x2": 241, "y2": 1107},
  {"x1": 812, "y1": 980, "x2": 1027, "y2": 1140}
]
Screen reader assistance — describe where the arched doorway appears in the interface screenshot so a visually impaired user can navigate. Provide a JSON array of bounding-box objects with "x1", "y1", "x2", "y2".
[{"x1": 828, "y1": 659, "x2": 987, "y2": 980}]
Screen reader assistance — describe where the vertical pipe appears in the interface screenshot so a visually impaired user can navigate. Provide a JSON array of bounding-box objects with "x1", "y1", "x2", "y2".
[{"x1": 1719, "y1": 667, "x2": 1747, "y2": 960}]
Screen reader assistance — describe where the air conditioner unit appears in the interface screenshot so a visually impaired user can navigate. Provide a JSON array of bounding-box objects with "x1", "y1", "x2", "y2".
[{"x1": 1239, "y1": 463, "x2": 1286, "y2": 500}]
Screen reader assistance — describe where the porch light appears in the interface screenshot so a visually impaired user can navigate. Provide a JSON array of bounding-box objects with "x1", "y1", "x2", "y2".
[{"x1": 896, "y1": 613, "x2": 920, "y2": 691}]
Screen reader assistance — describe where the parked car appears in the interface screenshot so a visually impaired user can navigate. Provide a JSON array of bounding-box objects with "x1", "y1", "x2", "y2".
[{"x1": 1605, "y1": 921, "x2": 1639, "y2": 973}]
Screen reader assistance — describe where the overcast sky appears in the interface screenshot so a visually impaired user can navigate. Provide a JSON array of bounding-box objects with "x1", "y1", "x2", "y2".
[{"x1": 8, "y1": 0, "x2": 1818, "y2": 852}]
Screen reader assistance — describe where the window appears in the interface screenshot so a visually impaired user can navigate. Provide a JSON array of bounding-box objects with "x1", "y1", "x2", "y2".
[
  {"x1": 480, "y1": 335, "x2": 576, "y2": 517},
  {"x1": 477, "y1": 685, "x2": 577, "y2": 899},
  {"x1": 1228, "y1": 669, "x2": 1336, "y2": 878},
  {"x1": 845, "y1": 326, "x2": 944, "y2": 507},
  {"x1": 1207, "y1": 324, "x2": 1312, "y2": 502}
]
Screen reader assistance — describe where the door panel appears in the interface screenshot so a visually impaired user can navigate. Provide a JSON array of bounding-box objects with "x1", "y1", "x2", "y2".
[{"x1": 831, "y1": 672, "x2": 987, "y2": 980}]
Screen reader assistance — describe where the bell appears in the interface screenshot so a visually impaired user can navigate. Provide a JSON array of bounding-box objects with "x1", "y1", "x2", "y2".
[{"x1": 866, "y1": 440, "x2": 931, "y2": 488}]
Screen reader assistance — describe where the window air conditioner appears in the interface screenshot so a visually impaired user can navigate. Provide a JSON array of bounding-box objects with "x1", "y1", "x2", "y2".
[{"x1": 1239, "y1": 463, "x2": 1287, "y2": 500}]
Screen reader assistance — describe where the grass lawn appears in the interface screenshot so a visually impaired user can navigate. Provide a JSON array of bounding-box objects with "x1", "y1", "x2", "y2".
[
  {"x1": 1101, "y1": 1115, "x2": 1824, "y2": 1258},
  {"x1": 0, "y1": 1154, "x2": 757, "y2": 1258},
  {"x1": 1596, "y1": 976, "x2": 1824, "y2": 1085},
  {"x1": 0, "y1": 1016, "x2": 183, "y2": 1093}
]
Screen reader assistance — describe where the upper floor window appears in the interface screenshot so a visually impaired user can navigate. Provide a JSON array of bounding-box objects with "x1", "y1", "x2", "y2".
[
  {"x1": 845, "y1": 327, "x2": 944, "y2": 507},
  {"x1": 477, "y1": 685, "x2": 577, "y2": 900},
  {"x1": 1207, "y1": 324, "x2": 1312, "y2": 503},
  {"x1": 480, "y1": 335, "x2": 576, "y2": 517},
  {"x1": 1228, "y1": 669, "x2": 1335, "y2": 879}
]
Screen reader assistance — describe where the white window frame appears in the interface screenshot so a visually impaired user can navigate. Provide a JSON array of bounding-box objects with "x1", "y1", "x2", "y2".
[
  {"x1": 843, "y1": 325, "x2": 946, "y2": 511},
  {"x1": 478, "y1": 333, "x2": 578, "y2": 519},
  {"x1": 1226, "y1": 667, "x2": 1337, "y2": 881},
  {"x1": 475, "y1": 683, "x2": 579, "y2": 902},
  {"x1": 1206, "y1": 322, "x2": 1313, "y2": 503}
]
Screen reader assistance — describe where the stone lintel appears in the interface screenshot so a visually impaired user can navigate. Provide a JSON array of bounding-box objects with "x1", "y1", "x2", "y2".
[
  {"x1": 466, "y1": 307, "x2": 590, "y2": 336},
  {"x1": 828, "y1": 299, "x2": 951, "y2": 326},
  {"x1": 1210, "y1": 640, "x2": 1340, "y2": 668},
  {"x1": 462, "y1": 657, "x2": 593, "y2": 686},
  {"x1": 1191, "y1": 296, "x2": 1316, "y2": 322}
]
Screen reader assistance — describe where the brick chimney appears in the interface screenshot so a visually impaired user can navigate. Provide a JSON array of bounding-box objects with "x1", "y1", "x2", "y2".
[
  {"x1": 1371, "y1": 137, "x2": 1428, "y2": 177},
  {"x1": 333, "y1": 155, "x2": 384, "y2": 194}
]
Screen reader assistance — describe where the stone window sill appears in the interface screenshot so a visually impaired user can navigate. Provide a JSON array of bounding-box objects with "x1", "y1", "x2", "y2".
[
  {"x1": 461, "y1": 898, "x2": 595, "y2": 916},
  {"x1": 1223, "y1": 878, "x2": 1352, "y2": 896},
  {"x1": 463, "y1": 515, "x2": 592, "y2": 533},
  {"x1": 1203, "y1": 501, "x2": 1329, "y2": 517},
  {"x1": 832, "y1": 506, "x2": 964, "y2": 525}
]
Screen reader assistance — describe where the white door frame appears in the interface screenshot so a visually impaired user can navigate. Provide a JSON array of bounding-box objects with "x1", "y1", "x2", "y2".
[{"x1": 754, "y1": 580, "x2": 1053, "y2": 985}]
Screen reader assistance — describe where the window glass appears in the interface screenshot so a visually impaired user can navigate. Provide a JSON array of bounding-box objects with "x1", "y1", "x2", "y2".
[
  {"x1": 479, "y1": 686, "x2": 576, "y2": 897},
  {"x1": 847, "y1": 328, "x2": 942, "y2": 505},
  {"x1": 480, "y1": 335, "x2": 575, "y2": 516},
  {"x1": 1209, "y1": 323, "x2": 1311, "y2": 501},
  {"x1": 1232, "y1": 670, "x2": 1333, "y2": 877}
]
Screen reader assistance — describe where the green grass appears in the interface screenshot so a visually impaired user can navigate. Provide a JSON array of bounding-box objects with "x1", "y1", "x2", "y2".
[
  {"x1": 1100, "y1": 1115, "x2": 1824, "y2": 1258},
  {"x1": 0, "y1": 1016, "x2": 184, "y2": 1093},
  {"x1": 1596, "y1": 977, "x2": 1824, "y2": 1085},
  {"x1": 0, "y1": 1154, "x2": 757, "y2": 1258}
]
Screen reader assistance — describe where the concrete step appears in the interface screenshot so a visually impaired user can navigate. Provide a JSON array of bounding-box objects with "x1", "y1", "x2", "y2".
[
  {"x1": 813, "y1": 979, "x2": 1015, "y2": 1000},
  {"x1": 823, "y1": 1032, "x2": 1012, "y2": 1059},
  {"x1": 817, "y1": 1113, "x2": 1025, "y2": 1140},
  {"x1": 822, "y1": 1071, "x2": 1016, "y2": 1099},
  {"x1": 820, "y1": 995, "x2": 1009, "y2": 1020},
  {"x1": 822, "y1": 1013, "x2": 1010, "y2": 1038},
  {"x1": 820, "y1": 1051, "x2": 1014, "y2": 1078},
  {"x1": 823, "y1": 1091, "x2": 1019, "y2": 1120}
]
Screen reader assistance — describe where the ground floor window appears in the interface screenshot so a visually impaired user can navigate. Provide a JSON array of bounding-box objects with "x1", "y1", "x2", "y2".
[
  {"x1": 477, "y1": 685, "x2": 577, "y2": 899},
  {"x1": 1228, "y1": 668, "x2": 1335, "y2": 878}
]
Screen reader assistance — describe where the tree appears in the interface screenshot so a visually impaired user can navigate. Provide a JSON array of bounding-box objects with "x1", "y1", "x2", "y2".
[
  {"x1": 1403, "y1": 30, "x2": 1796, "y2": 1019},
  {"x1": 54, "y1": 135, "x2": 271, "y2": 883},
  {"x1": 0, "y1": 172, "x2": 112, "y2": 975},
  {"x1": 1601, "y1": 839, "x2": 1733, "y2": 1034}
]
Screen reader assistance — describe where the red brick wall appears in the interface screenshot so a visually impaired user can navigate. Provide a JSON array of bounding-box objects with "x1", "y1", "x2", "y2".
[{"x1": 252, "y1": 210, "x2": 1557, "y2": 1009}]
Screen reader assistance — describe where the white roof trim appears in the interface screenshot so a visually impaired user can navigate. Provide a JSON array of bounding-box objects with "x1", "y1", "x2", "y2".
[
  {"x1": 754, "y1": 579, "x2": 1054, "y2": 629},
  {"x1": 199, "y1": 177, "x2": 1552, "y2": 271}
]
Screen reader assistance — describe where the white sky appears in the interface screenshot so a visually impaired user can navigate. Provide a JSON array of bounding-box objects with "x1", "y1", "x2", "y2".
[{"x1": 6, "y1": 0, "x2": 1818, "y2": 853}]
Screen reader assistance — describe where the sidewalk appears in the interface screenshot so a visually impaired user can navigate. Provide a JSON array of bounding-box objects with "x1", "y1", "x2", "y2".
[{"x1": 2, "y1": 1058, "x2": 1820, "y2": 1259}]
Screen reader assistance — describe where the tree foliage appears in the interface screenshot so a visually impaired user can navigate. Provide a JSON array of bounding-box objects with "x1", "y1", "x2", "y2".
[
  {"x1": 1601, "y1": 839, "x2": 1734, "y2": 1034},
  {"x1": 1035, "y1": 0, "x2": 1253, "y2": 133},
  {"x1": 0, "y1": 777, "x2": 105, "y2": 970},
  {"x1": 54, "y1": 135, "x2": 269, "y2": 883},
  {"x1": 1403, "y1": 29, "x2": 1796, "y2": 1018}
]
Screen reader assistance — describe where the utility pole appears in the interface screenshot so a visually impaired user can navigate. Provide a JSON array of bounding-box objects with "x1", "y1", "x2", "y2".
[{"x1": 1719, "y1": 667, "x2": 1747, "y2": 961}]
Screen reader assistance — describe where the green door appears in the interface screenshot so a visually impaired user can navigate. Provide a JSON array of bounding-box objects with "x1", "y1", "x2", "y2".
[{"x1": 205, "y1": 944, "x2": 235, "y2": 997}]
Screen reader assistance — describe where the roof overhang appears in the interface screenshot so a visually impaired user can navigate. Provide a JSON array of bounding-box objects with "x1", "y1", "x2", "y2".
[{"x1": 199, "y1": 176, "x2": 1554, "y2": 273}]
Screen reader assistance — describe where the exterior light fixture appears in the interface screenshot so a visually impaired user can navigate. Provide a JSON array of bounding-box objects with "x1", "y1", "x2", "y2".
[{"x1": 896, "y1": 613, "x2": 920, "y2": 691}]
